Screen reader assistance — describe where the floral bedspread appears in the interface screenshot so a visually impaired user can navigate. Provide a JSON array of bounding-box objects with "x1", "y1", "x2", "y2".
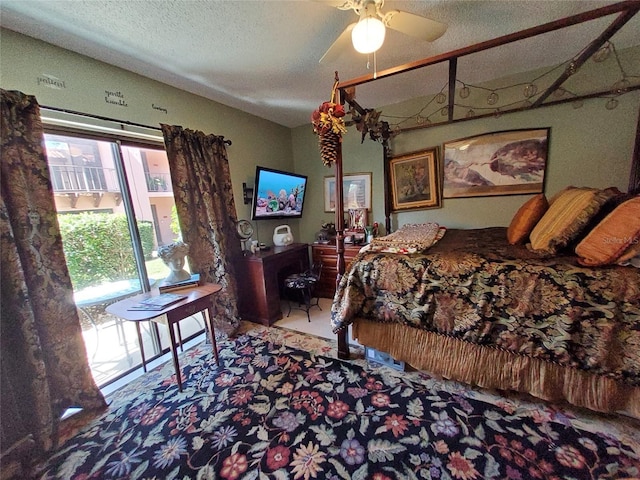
[{"x1": 331, "y1": 227, "x2": 640, "y2": 386}]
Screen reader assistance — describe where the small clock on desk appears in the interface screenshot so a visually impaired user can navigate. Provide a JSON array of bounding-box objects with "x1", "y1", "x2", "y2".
[{"x1": 235, "y1": 219, "x2": 254, "y2": 254}]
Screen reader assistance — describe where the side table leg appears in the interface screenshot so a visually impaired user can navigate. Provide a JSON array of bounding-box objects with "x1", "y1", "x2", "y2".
[
  {"x1": 174, "y1": 323, "x2": 184, "y2": 352},
  {"x1": 206, "y1": 306, "x2": 219, "y2": 365},
  {"x1": 166, "y1": 322, "x2": 183, "y2": 391},
  {"x1": 136, "y1": 323, "x2": 147, "y2": 372}
]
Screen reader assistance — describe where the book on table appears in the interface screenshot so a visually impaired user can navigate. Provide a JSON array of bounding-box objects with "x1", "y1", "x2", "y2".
[
  {"x1": 128, "y1": 293, "x2": 187, "y2": 311},
  {"x1": 158, "y1": 273, "x2": 200, "y2": 293}
]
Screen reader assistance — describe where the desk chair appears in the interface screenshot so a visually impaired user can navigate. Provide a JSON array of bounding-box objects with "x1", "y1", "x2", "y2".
[{"x1": 284, "y1": 263, "x2": 322, "y2": 322}]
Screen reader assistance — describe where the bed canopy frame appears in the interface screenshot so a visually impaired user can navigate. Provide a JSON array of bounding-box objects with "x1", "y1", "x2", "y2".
[{"x1": 330, "y1": 0, "x2": 640, "y2": 358}]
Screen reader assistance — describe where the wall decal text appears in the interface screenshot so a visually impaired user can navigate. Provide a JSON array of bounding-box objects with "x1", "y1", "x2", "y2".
[
  {"x1": 152, "y1": 103, "x2": 168, "y2": 114},
  {"x1": 37, "y1": 74, "x2": 66, "y2": 89},
  {"x1": 105, "y1": 90, "x2": 128, "y2": 107}
]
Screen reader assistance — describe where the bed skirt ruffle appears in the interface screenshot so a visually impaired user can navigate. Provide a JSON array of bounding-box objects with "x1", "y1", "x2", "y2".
[{"x1": 353, "y1": 319, "x2": 640, "y2": 420}]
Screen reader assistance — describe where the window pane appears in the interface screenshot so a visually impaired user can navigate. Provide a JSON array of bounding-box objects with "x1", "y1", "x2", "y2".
[
  {"x1": 45, "y1": 133, "x2": 204, "y2": 388},
  {"x1": 119, "y1": 145, "x2": 204, "y2": 352}
]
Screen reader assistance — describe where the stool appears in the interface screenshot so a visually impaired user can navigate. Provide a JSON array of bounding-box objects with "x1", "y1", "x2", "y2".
[{"x1": 284, "y1": 264, "x2": 322, "y2": 322}]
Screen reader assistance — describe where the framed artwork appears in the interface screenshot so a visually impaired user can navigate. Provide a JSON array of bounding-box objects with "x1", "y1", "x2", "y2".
[
  {"x1": 347, "y1": 208, "x2": 368, "y2": 231},
  {"x1": 324, "y1": 172, "x2": 372, "y2": 212},
  {"x1": 443, "y1": 128, "x2": 549, "y2": 198},
  {"x1": 389, "y1": 148, "x2": 442, "y2": 211}
]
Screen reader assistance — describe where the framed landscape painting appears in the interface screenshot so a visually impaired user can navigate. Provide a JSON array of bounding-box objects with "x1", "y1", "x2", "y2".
[
  {"x1": 324, "y1": 173, "x2": 372, "y2": 212},
  {"x1": 389, "y1": 148, "x2": 441, "y2": 211},
  {"x1": 443, "y1": 128, "x2": 549, "y2": 198}
]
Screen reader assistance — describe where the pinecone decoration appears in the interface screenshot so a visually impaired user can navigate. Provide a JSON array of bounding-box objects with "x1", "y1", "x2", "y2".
[{"x1": 318, "y1": 131, "x2": 340, "y2": 167}]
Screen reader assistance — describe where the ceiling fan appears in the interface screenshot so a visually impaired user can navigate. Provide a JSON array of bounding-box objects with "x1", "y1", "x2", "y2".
[{"x1": 319, "y1": 0, "x2": 447, "y2": 63}]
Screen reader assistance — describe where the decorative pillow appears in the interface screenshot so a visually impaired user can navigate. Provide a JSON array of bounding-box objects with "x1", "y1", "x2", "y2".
[
  {"x1": 368, "y1": 222, "x2": 445, "y2": 254},
  {"x1": 570, "y1": 189, "x2": 633, "y2": 248},
  {"x1": 618, "y1": 241, "x2": 640, "y2": 268},
  {"x1": 529, "y1": 187, "x2": 617, "y2": 255},
  {"x1": 575, "y1": 196, "x2": 640, "y2": 266},
  {"x1": 507, "y1": 193, "x2": 548, "y2": 245}
]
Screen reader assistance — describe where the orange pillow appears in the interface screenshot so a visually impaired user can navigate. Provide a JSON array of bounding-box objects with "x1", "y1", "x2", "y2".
[
  {"x1": 618, "y1": 241, "x2": 640, "y2": 266},
  {"x1": 575, "y1": 196, "x2": 640, "y2": 266},
  {"x1": 529, "y1": 187, "x2": 616, "y2": 254},
  {"x1": 507, "y1": 194, "x2": 548, "y2": 244}
]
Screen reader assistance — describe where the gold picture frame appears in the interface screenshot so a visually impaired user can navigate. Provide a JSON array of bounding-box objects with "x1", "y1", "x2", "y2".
[
  {"x1": 443, "y1": 128, "x2": 549, "y2": 198},
  {"x1": 389, "y1": 148, "x2": 441, "y2": 211},
  {"x1": 324, "y1": 172, "x2": 372, "y2": 212}
]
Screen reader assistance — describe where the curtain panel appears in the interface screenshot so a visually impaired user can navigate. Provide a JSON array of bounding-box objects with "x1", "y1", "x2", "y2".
[
  {"x1": 0, "y1": 90, "x2": 107, "y2": 459},
  {"x1": 161, "y1": 125, "x2": 241, "y2": 337}
]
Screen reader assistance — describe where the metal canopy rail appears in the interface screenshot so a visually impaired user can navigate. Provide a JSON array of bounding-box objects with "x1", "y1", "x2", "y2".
[{"x1": 337, "y1": 1, "x2": 640, "y2": 124}]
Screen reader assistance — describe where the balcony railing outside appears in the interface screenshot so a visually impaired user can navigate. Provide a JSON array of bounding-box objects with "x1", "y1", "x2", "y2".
[
  {"x1": 50, "y1": 165, "x2": 119, "y2": 193},
  {"x1": 50, "y1": 166, "x2": 173, "y2": 195},
  {"x1": 145, "y1": 172, "x2": 172, "y2": 192}
]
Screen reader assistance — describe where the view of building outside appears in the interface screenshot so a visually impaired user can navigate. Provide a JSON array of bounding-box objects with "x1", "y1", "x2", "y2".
[{"x1": 44, "y1": 132, "x2": 203, "y2": 387}]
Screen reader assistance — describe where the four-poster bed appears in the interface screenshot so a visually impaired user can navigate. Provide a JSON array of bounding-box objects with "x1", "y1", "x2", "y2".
[{"x1": 326, "y1": 2, "x2": 640, "y2": 418}]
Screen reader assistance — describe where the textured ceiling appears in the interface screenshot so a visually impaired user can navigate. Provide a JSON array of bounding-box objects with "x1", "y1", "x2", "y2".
[{"x1": 2, "y1": 0, "x2": 639, "y2": 128}]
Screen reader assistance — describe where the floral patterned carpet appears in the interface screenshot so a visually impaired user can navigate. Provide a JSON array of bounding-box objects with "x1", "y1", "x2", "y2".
[{"x1": 37, "y1": 322, "x2": 640, "y2": 479}]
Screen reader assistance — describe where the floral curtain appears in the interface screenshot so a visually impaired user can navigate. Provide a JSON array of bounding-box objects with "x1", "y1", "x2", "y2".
[
  {"x1": 161, "y1": 125, "x2": 241, "y2": 337},
  {"x1": 0, "y1": 90, "x2": 107, "y2": 456}
]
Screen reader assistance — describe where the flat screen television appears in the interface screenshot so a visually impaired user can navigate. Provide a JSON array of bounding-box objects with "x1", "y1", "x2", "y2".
[{"x1": 251, "y1": 166, "x2": 308, "y2": 220}]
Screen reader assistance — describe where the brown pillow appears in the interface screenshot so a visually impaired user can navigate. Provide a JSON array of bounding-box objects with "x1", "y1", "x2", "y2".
[
  {"x1": 529, "y1": 187, "x2": 617, "y2": 255},
  {"x1": 618, "y1": 241, "x2": 640, "y2": 265},
  {"x1": 575, "y1": 196, "x2": 640, "y2": 266},
  {"x1": 570, "y1": 189, "x2": 634, "y2": 248},
  {"x1": 507, "y1": 194, "x2": 548, "y2": 244}
]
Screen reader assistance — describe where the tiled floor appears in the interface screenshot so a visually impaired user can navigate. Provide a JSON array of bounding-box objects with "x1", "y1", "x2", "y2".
[
  {"x1": 81, "y1": 308, "x2": 205, "y2": 387},
  {"x1": 275, "y1": 297, "x2": 336, "y2": 338}
]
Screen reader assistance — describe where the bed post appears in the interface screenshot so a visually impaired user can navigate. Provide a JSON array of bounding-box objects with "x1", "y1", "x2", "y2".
[
  {"x1": 382, "y1": 140, "x2": 392, "y2": 235},
  {"x1": 335, "y1": 144, "x2": 349, "y2": 359},
  {"x1": 332, "y1": 74, "x2": 349, "y2": 359}
]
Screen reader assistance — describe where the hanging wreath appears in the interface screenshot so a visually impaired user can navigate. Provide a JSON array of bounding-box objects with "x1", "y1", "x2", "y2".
[{"x1": 311, "y1": 80, "x2": 347, "y2": 167}]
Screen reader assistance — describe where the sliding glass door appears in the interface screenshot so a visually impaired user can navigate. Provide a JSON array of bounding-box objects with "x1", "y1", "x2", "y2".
[{"x1": 44, "y1": 131, "x2": 205, "y2": 387}]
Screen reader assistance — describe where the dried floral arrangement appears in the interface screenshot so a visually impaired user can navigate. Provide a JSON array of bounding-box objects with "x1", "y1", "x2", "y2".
[{"x1": 311, "y1": 81, "x2": 347, "y2": 167}]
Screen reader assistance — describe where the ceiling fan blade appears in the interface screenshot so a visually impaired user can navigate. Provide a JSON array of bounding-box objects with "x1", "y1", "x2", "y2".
[
  {"x1": 312, "y1": 0, "x2": 358, "y2": 10},
  {"x1": 319, "y1": 22, "x2": 356, "y2": 64},
  {"x1": 383, "y1": 10, "x2": 447, "y2": 42},
  {"x1": 312, "y1": 0, "x2": 353, "y2": 7}
]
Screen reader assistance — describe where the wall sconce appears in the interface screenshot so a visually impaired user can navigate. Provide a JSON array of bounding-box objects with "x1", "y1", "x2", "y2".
[{"x1": 242, "y1": 182, "x2": 254, "y2": 205}]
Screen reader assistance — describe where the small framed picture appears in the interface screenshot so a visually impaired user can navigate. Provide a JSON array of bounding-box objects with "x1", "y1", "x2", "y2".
[
  {"x1": 389, "y1": 148, "x2": 442, "y2": 211},
  {"x1": 348, "y1": 208, "x2": 368, "y2": 231},
  {"x1": 324, "y1": 172, "x2": 372, "y2": 212}
]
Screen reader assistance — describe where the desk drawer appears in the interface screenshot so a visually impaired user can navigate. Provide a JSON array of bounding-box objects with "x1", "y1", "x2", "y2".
[{"x1": 166, "y1": 295, "x2": 212, "y2": 323}]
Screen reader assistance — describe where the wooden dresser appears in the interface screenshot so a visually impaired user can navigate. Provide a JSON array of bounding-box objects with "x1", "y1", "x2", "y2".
[{"x1": 311, "y1": 243, "x2": 363, "y2": 298}]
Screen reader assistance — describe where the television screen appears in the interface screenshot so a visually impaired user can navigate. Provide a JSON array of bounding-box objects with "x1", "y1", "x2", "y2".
[{"x1": 251, "y1": 166, "x2": 308, "y2": 220}]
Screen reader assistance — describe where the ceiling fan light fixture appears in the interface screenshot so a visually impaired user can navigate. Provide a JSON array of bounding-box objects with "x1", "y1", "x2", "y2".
[{"x1": 351, "y1": 5, "x2": 386, "y2": 54}]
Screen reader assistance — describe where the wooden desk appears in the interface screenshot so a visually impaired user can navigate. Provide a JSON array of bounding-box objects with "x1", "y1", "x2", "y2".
[
  {"x1": 106, "y1": 283, "x2": 222, "y2": 391},
  {"x1": 236, "y1": 243, "x2": 309, "y2": 325}
]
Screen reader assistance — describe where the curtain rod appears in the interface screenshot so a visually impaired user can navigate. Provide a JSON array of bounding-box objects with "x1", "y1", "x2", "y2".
[{"x1": 40, "y1": 105, "x2": 232, "y2": 145}]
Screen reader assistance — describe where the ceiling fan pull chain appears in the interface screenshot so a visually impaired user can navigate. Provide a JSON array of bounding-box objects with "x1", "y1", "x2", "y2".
[
  {"x1": 374, "y1": 51, "x2": 377, "y2": 79},
  {"x1": 365, "y1": 52, "x2": 378, "y2": 78}
]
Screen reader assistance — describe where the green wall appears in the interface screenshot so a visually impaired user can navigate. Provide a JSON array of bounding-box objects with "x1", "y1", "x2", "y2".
[
  {"x1": 0, "y1": 28, "x2": 295, "y2": 246},
  {"x1": 3, "y1": 27, "x2": 638, "y2": 247}
]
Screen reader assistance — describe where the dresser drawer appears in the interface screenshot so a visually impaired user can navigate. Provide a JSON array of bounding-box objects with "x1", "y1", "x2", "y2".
[{"x1": 312, "y1": 244, "x2": 363, "y2": 298}]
